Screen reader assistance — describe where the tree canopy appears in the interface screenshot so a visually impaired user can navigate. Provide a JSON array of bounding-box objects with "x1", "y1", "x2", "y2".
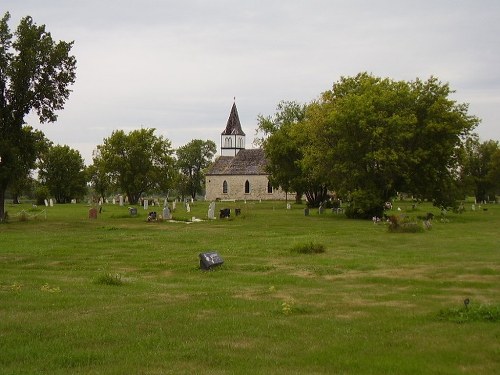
[
  {"x1": 0, "y1": 12, "x2": 76, "y2": 220},
  {"x1": 95, "y1": 128, "x2": 175, "y2": 204},
  {"x1": 261, "y1": 73, "x2": 480, "y2": 217},
  {"x1": 38, "y1": 144, "x2": 86, "y2": 203},
  {"x1": 175, "y1": 139, "x2": 216, "y2": 200}
]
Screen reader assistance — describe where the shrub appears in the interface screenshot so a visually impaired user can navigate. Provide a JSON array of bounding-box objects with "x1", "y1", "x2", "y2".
[
  {"x1": 291, "y1": 242, "x2": 326, "y2": 254},
  {"x1": 345, "y1": 189, "x2": 384, "y2": 220}
]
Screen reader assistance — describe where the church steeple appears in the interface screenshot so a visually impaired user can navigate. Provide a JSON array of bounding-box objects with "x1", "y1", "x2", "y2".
[{"x1": 221, "y1": 101, "x2": 246, "y2": 156}]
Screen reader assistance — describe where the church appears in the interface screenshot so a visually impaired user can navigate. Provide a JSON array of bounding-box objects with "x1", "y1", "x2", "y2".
[{"x1": 204, "y1": 102, "x2": 286, "y2": 201}]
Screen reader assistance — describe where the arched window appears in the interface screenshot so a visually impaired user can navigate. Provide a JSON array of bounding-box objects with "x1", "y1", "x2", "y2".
[
  {"x1": 267, "y1": 181, "x2": 273, "y2": 194},
  {"x1": 224, "y1": 137, "x2": 232, "y2": 148},
  {"x1": 238, "y1": 137, "x2": 244, "y2": 148},
  {"x1": 222, "y1": 180, "x2": 228, "y2": 194},
  {"x1": 245, "y1": 180, "x2": 250, "y2": 194}
]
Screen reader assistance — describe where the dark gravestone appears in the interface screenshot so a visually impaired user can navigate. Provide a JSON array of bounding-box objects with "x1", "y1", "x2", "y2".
[
  {"x1": 129, "y1": 207, "x2": 137, "y2": 216},
  {"x1": 219, "y1": 208, "x2": 230, "y2": 219},
  {"x1": 199, "y1": 252, "x2": 224, "y2": 270},
  {"x1": 304, "y1": 208, "x2": 309, "y2": 216},
  {"x1": 88, "y1": 207, "x2": 98, "y2": 219},
  {"x1": 235, "y1": 208, "x2": 241, "y2": 216}
]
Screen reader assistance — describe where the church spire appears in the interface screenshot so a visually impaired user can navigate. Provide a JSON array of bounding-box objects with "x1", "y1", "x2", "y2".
[
  {"x1": 220, "y1": 101, "x2": 246, "y2": 156},
  {"x1": 222, "y1": 101, "x2": 245, "y2": 136}
]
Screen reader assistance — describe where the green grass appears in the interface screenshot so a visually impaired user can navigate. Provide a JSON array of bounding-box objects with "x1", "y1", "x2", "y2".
[{"x1": 0, "y1": 200, "x2": 499, "y2": 374}]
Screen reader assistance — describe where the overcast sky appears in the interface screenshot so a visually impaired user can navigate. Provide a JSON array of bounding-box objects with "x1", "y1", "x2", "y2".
[{"x1": 4, "y1": 0, "x2": 500, "y2": 163}]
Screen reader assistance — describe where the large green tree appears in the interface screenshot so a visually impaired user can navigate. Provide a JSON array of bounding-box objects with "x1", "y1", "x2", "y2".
[
  {"x1": 306, "y1": 73, "x2": 478, "y2": 218},
  {"x1": 0, "y1": 12, "x2": 76, "y2": 220},
  {"x1": 97, "y1": 128, "x2": 175, "y2": 204},
  {"x1": 460, "y1": 137, "x2": 499, "y2": 202},
  {"x1": 38, "y1": 144, "x2": 86, "y2": 203},
  {"x1": 175, "y1": 139, "x2": 216, "y2": 200},
  {"x1": 6, "y1": 126, "x2": 50, "y2": 203},
  {"x1": 257, "y1": 101, "x2": 328, "y2": 206}
]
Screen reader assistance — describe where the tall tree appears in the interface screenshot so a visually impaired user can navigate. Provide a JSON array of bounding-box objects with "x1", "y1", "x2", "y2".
[
  {"x1": 306, "y1": 73, "x2": 478, "y2": 218},
  {"x1": 97, "y1": 128, "x2": 175, "y2": 204},
  {"x1": 460, "y1": 137, "x2": 499, "y2": 202},
  {"x1": 0, "y1": 12, "x2": 76, "y2": 220},
  {"x1": 38, "y1": 145, "x2": 86, "y2": 203},
  {"x1": 7, "y1": 126, "x2": 51, "y2": 203},
  {"x1": 257, "y1": 101, "x2": 329, "y2": 205},
  {"x1": 175, "y1": 139, "x2": 216, "y2": 200}
]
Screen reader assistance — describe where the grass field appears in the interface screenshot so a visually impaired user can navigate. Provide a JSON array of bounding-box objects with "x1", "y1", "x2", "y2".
[{"x1": 0, "y1": 200, "x2": 499, "y2": 374}]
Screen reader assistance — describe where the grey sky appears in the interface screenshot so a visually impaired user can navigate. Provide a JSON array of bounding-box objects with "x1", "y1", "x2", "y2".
[{"x1": 4, "y1": 1, "x2": 500, "y2": 163}]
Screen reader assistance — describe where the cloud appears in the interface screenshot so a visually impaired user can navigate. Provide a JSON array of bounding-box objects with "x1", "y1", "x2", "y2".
[{"x1": 5, "y1": 0, "x2": 500, "y2": 163}]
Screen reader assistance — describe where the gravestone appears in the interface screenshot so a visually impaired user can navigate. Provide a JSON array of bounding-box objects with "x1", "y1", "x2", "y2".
[
  {"x1": 318, "y1": 204, "x2": 324, "y2": 215},
  {"x1": 144, "y1": 199, "x2": 149, "y2": 210},
  {"x1": 129, "y1": 207, "x2": 137, "y2": 216},
  {"x1": 186, "y1": 203, "x2": 191, "y2": 213},
  {"x1": 172, "y1": 201, "x2": 176, "y2": 211},
  {"x1": 163, "y1": 206, "x2": 171, "y2": 220},
  {"x1": 304, "y1": 208, "x2": 309, "y2": 216},
  {"x1": 112, "y1": 198, "x2": 116, "y2": 205},
  {"x1": 88, "y1": 207, "x2": 98, "y2": 219},
  {"x1": 119, "y1": 196, "x2": 124, "y2": 206},
  {"x1": 164, "y1": 198, "x2": 168, "y2": 207},
  {"x1": 220, "y1": 208, "x2": 230, "y2": 218},
  {"x1": 235, "y1": 208, "x2": 241, "y2": 216},
  {"x1": 287, "y1": 203, "x2": 291, "y2": 210},
  {"x1": 44, "y1": 199, "x2": 49, "y2": 207},
  {"x1": 49, "y1": 199, "x2": 54, "y2": 207},
  {"x1": 199, "y1": 252, "x2": 224, "y2": 270},
  {"x1": 207, "y1": 202, "x2": 216, "y2": 220}
]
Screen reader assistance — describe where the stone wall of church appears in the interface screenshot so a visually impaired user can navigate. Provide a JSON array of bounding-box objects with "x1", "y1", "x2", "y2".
[{"x1": 205, "y1": 174, "x2": 288, "y2": 201}]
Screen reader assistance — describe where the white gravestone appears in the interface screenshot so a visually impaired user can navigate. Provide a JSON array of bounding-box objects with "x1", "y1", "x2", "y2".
[
  {"x1": 208, "y1": 202, "x2": 216, "y2": 220},
  {"x1": 119, "y1": 196, "x2": 124, "y2": 206},
  {"x1": 49, "y1": 199, "x2": 54, "y2": 207},
  {"x1": 186, "y1": 203, "x2": 191, "y2": 213},
  {"x1": 162, "y1": 206, "x2": 172, "y2": 220},
  {"x1": 144, "y1": 199, "x2": 149, "y2": 210}
]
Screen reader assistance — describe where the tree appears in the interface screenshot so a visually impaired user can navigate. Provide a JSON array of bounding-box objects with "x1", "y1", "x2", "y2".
[
  {"x1": 87, "y1": 156, "x2": 112, "y2": 202},
  {"x1": 175, "y1": 139, "x2": 216, "y2": 200},
  {"x1": 460, "y1": 137, "x2": 499, "y2": 202},
  {"x1": 487, "y1": 148, "x2": 500, "y2": 199},
  {"x1": 257, "y1": 101, "x2": 328, "y2": 206},
  {"x1": 97, "y1": 128, "x2": 175, "y2": 204},
  {"x1": 38, "y1": 145, "x2": 86, "y2": 203},
  {"x1": 7, "y1": 126, "x2": 51, "y2": 203},
  {"x1": 0, "y1": 12, "x2": 76, "y2": 220},
  {"x1": 306, "y1": 73, "x2": 478, "y2": 218}
]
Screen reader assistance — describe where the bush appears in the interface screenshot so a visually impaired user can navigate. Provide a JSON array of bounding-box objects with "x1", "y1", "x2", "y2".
[
  {"x1": 345, "y1": 189, "x2": 384, "y2": 219},
  {"x1": 291, "y1": 242, "x2": 326, "y2": 254}
]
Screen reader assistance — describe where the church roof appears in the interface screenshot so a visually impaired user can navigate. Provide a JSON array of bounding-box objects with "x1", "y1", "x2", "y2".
[
  {"x1": 206, "y1": 149, "x2": 267, "y2": 175},
  {"x1": 222, "y1": 102, "x2": 246, "y2": 136}
]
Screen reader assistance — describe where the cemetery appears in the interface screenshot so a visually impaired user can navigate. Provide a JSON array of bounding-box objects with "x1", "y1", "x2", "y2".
[{"x1": 0, "y1": 199, "x2": 499, "y2": 374}]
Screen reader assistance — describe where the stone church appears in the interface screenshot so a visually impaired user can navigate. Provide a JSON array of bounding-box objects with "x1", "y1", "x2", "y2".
[{"x1": 204, "y1": 102, "x2": 286, "y2": 201}]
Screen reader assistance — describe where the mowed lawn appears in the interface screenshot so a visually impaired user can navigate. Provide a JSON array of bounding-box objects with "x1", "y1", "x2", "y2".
[{"x1": 0, "y1": 200, "x2": 499, "y2": 374}]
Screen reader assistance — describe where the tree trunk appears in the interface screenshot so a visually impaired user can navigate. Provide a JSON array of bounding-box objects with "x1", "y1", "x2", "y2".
[{"x1": 0, "y1": 186, "x2": 6, "y2": 222}]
